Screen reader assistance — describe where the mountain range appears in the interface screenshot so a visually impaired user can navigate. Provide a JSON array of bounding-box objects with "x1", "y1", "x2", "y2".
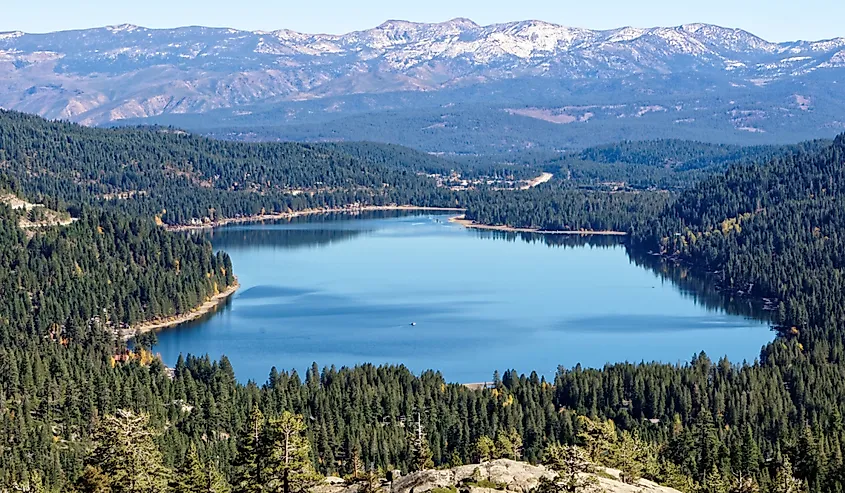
[{"x1": 2, "y1": 19, "x2": 845, "y2": 151}]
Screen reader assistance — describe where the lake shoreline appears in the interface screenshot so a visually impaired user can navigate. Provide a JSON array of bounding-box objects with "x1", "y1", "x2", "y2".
[
  {"x1": 448, "y1": 215, "x2": 628, "y2": 236},
  {"x1": 164, "y1": 205, "x2": 466, "y2": 232},
  {"x1": 162, "y1": 205, "x2": 628, "y2": 237},
  {"x1": 118, "y1": 279, "x2": 240, "y2": 340}
]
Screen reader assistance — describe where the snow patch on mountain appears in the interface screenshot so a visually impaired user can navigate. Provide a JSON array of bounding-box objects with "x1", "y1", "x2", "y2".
[
  {"x1": 105, "y1": 24, "x2": 143, "y2": 34},
  {"x1": 819, "y1": 50, "x2": 845, "y2": 67},
  {"x1": 807, "y1": 38, "x2": 845, "y2": 52},
  {"x1": 0, "y1": 19, "x2": 843, "y2": 125}
]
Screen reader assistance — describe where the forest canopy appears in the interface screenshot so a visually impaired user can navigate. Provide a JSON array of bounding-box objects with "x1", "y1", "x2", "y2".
[{"x1": 2, "y1": 109, "x2": 845, "y2": 493}]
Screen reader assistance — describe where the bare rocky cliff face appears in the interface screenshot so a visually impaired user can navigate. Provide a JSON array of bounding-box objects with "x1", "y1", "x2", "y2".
[
  {"x1": 0, "y1": 20, "x2": 843, "y2": 125},
  {"x1": 313, "y1": 459, "x2": 682, "y2": 493}
]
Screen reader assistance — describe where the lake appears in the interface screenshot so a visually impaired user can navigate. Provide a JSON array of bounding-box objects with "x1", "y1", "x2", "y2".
[{"x1": 153, "y1": 212, "x2": 772, "y2": 383}]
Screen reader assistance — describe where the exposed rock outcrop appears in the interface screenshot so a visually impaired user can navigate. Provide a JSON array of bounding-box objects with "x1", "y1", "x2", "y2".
[
  {"x1": 314, "y1": 459, "x2": 682, "y2": 493},
  {"x1": 392, "y1": 459, "x2": 551, "y2": 493}
]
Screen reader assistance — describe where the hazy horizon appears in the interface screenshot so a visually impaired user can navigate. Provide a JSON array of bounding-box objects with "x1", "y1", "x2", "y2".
[
  {"x1": 2, "y1": 0, "x2": 842, "y2": 42},
  {"x1": 2, "y1": 16, "x2": 843, "y2": 44}
]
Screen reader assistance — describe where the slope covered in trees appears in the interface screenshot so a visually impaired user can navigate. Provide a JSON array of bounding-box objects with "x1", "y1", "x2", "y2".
[
  {"x1": 0, "y1": 110, "x2": 457, "y2": 226},
  {"x1": 461, "y1": 139, "x2": 833, "y2": 233},
  {"x1": 553, "y1": 139, "x2": 830, "y2": 190},
  {"x1": 314, "y1": 141, "x2": 540, "y2": 180},
  {"x1": 309, "y1": 142, "x2": 457, "y2": 175},
  {"x1": 633, "y1": 134, "x2": 845, "y2": 336},
  {"x1": 463, "y1": 186, "x2": 671, "y2": 232},
  {"x1": 0, "y1": 205, "x2": 234, "y2": 338}
]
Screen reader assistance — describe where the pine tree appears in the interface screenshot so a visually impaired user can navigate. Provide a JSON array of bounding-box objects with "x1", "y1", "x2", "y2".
[
  {"x1": 794, "y1": 426, "x2": 820, "y2": 489},
  {"x1": 350, "y1": 446, "x2": 364, "y2": 479},
  {"x1": 654, "y1": 459, "x2": 695, "y2": 492},
  {"x1": 474, "y1": 436, "x2": 495, "y2": 463},
  {"x1": 737, "y1": 425, "x2": 761, "y2": 480},
  {"x1": 233, "y1": 406, "x2": 266, "y2": 493},
  {"x1": 449, "y1": 451, "x2": 463, "y2": 467},
  {"x1": 772, "y1": 457, "x2": 804, "y2": 493},
  {"x1": 10, "y1": 472, "x2": 48, "y2": 493},
  {"x1": 508, "y1": 429, "x2": 524, "y2": 460},
  {"x1": 577, "y1": 416, "x2": 616, "y2": 465},
  {"x1": 494, "y1": 430, "x2": 515, "y2": 460},
  {"x1": 536, "y1": 444, "x2": 600, "y2": 493},
  {"x1": 355, "y1": 471, "x2": 383, "y2": 493},
  {"x1": 74, "y1": 465, "x2": 111, "y2": 493},
  {"x1": 824, "y1": 449, "x2": 845, "y2": 493},
  {"x1": 410, "y1": 432, "x2": 434, "y2": 472},
  {"x1": 614, "y1": 431, "x2": 645, "y2": 485},
  {"x1": 492, "y1": 428, "x2": 524, "y2": 460},
  {"x1": 172, "y1": 443, "x2": 207, "y2": 493},
  {"x1": 85, "y1": 409, "x2": 171, "y2": 493},
  {"x1": 694, "y1": 411, "x2": 720, "y2": 484},
  {"x1": 205, "y1": 463, "x2": 233, "y2": 493},
  {"x1": 698, "y1": 465, "x2": 727, "y2": 493},
  {"x1": 265, "y1": 411, "x2": 318, "y2": 493}
]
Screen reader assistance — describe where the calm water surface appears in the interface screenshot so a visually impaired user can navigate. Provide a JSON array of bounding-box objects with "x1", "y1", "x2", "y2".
[{"x1": 154, "y1": 213, "x2": 772, "y2": 383}]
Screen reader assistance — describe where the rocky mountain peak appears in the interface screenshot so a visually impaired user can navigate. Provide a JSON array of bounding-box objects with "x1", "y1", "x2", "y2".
[{"x1": 0, "y1": 19, "x2": 842, "y2": 124}]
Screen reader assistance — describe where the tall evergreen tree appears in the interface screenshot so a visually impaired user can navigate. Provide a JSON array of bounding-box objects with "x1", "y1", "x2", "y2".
[
  {"x1": 85, "y1": 410, "x2": 171, "y2": 493},
  {"x1": 409, "y1": 431, "x2": 435, "y2": 472},
  {"x1": 772, "y1": 458, "x2": 804, "y2": 493},
  {"x1": 265, "y1": 411, "x2": 317, "y2": 493},
  {"x1": 172, "y1": 443, "x2": 207, "y2": 493},
  {"x1": 232, "y1": 407, "x2": 266, "y2": 493}
]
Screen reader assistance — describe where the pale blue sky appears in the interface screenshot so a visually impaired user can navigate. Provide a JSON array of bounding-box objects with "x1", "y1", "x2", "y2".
[{"x1": 1, "y1": 0, "x2": 840, "y2": 42}]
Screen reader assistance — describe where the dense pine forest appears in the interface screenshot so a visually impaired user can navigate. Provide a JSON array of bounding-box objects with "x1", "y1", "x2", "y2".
[
  {"x1": 463, "y1": 186, "x2": 672, "y2": 232},
  {"x1": 0, "y1": 111, "x2": 458, "y2": 226},
  {"x1": 555, "y1": 139, "x2": 831, "y2": 190},
  {"x1": 0, "y1": 206, "x2": 236, "y2": 336},
  {"x1": 3, "y1": 109, "x2": 845, "y2": 492},
  {"x1": 461, "y1": 139, "x2": 832, "y2": 231},
  {"x1": 632, "y1": 134, "x2": 845, "y2": 330}
]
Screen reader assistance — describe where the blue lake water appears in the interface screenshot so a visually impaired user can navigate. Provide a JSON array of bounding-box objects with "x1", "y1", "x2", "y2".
[{"x1": 153, "y1": 212, "x2": 772, "y2": 383}]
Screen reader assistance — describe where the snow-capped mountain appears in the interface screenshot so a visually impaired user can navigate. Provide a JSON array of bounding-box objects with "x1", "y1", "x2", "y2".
[{"x1": 0, "y1": 19, "x2": 843, "y2": 125}]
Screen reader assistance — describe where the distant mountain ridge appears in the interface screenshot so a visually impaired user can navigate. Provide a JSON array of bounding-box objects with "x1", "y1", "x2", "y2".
[{"x1": 1, "y1": 19, "x2": 844, "y2": 127}]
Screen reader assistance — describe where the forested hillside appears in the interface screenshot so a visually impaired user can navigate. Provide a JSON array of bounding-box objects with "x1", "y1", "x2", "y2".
[
  {"x1": 0, "y1": 110, "x2": 456, "y2": 226},
  {"x1": 633, "y1": 134, "x2": 845, "y2": 334},
  {"x1": 464, "y1": 186, "x2": 671, "y2": 232},
  {"x1": 455, "y1": 134, "x2": 845, "y2": 493},
  {"x1": 556, "y1": 139, "x2": 830, "y2": 190},
  {"x1": 463, "y1": 139, "x2": 832, "y2": 231},
  {"x1": 0, "y1": 205, "x2": 234, "y2": 336},
  {"x1": 313, "y1": 141, "x2": 539, "y2": 179}
]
